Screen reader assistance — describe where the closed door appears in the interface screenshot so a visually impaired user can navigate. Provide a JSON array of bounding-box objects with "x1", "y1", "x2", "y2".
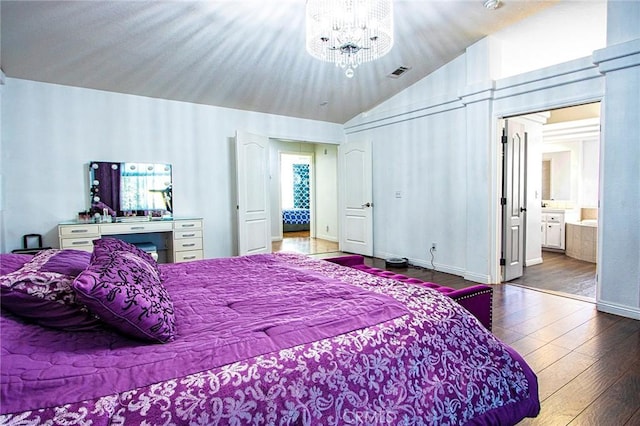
[{"x1": 338, "y1": 138, "x2": 373, "y2": 256}]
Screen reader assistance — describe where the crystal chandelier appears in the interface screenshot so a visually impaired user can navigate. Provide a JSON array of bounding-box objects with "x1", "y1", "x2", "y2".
[{"x1": 305, "y1": 0, "x2": 394, "y2": 78}]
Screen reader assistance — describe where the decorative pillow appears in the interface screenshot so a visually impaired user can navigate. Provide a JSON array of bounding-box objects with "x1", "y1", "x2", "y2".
[
  {"x1": 35, "y1": 248, "x2": 91, "y2": 276},
  {"x1": 73, "y1": 249, "x2": 176, "y2": 343},
  {"x1": 91, "y1": 237, "x2": 158, "y2": 269},
  {"x1": 0, "y1": 250, "x2": 101, "y2": 330}
]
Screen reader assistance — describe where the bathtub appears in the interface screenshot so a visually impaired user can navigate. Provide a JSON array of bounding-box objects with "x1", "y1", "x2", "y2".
[{"x1": 566, "y1": 220, "x2": 598, "y2": 263}]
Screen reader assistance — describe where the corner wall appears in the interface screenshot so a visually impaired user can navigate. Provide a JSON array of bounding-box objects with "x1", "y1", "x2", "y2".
[
  {"x1": 593, "y1": 0, "x2": 640, "y2": 319},
  {"x1": 345, "y1": 0, "x2": 639, "y2": 319}
]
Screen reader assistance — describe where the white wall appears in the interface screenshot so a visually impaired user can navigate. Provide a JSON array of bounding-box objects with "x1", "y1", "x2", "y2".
[
  {"x1": 494, "y1": 0, "x2": 607, "y2": 79},
  {"x1": 1, "y1": 79, "x2": 343, "y2": 257},
  {"x1": 594, "y1": 0, "x2": 640, "y2": 319},
  {"x1": 581, "y1": 139, "x2": 599, "y2": 207},
  {"x1": 0, "y1": 72, "x2": 4, "y2": 254}
]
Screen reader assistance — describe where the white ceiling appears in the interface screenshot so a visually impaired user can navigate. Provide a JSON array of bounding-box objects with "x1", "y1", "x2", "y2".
[{"x1": 1, "y1": 0, "x2": 558, "y2": 124}]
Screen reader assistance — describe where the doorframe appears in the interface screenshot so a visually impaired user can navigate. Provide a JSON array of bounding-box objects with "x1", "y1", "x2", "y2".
[
  {"x1": 492, "y1": 99, "x2": 603, "y2": 287},
  {"x1": 277, "y1": 150, "x2": 315, "y2": 240}
]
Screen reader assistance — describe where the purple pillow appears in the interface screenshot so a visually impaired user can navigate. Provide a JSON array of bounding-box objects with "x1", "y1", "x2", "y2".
[
  {"x1": 35, "y1": 249, "x2": 91, "y2": 276},
  {"x1": 91, "y1": 238, "x2": 158, "y2": 269},
  {"x1": 73, "y1": 249, "x2": 176, "y2": 343},
  {"x1": 0, "y1": 250, "x2": 101, "y2": 330}
]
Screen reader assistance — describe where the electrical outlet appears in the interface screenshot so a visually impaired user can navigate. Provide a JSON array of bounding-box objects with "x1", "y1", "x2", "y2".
[{"x1": 431, "y1": 242, "x2": 437, "y2": 250}]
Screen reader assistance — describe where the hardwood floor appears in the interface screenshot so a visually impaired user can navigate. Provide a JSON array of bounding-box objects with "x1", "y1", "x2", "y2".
[
  {"x1": 510, "y1": 251, "x2": 597, "y2": 301},
  {"x1": 271, "y1": 231, "x2": 339, "y2": 254},
  {"x1": 305, "y1": 253, "x2": 640, "y2": 425}
]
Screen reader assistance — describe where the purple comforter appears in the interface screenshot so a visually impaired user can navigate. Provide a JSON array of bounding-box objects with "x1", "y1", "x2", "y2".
[{"x1": 1, "y1": 253, "x2": 539, "y2": 425}]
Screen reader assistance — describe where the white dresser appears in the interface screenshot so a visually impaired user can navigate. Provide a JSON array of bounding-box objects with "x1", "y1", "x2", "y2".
[{"x1": 58, "y1": 218, "x2": 204, "y2": 263}]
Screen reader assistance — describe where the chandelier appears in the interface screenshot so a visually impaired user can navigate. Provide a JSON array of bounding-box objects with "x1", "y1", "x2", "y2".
[{"x1": 305, "y1": 0, "x2": 394, "y2": 78}]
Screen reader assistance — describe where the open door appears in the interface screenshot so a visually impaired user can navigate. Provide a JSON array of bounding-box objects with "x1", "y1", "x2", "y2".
[
  {"x1": 502, "y1": 120, "x2": 527, "y2": 281},
  {"x1": 236, "y1": 130, "x2": 271, "y2": 255},
  {"x1": 338, "y1": 138, "x2": 373, "y2": 256}
]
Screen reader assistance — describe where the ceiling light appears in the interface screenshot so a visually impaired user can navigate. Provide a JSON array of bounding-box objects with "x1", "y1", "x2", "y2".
[
  {"x1": 483, "y1": 0, "x2": 501, "y2": 10},
  {"x1": 306, "y1": 0, "x2": 394, "y2": 78}
]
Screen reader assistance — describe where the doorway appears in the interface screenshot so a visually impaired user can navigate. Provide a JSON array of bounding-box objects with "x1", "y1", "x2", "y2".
[
  {"x1": 271, "y1": 141, "x2": 339, "y2": 255},
  {"x1": 501, "y1": 102, "x2": 600, "y2": 301}
]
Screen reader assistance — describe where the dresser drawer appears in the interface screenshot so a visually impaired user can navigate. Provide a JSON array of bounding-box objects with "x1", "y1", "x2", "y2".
[
  {"x1": 59, "y1": 224, "x2": 100, "y2": 237},
  {"x1": 174, "y1": 250, "x2": 203, "y2": 263},
  {"x1": 174, "y1": 220, "x2": 202, "y2": 231},
  {"x1": 60, "y1": 238, "x2": 94, "y2": 251},
  {"x1": 547, "y1": 214, "x2": 563, "y2": 223},
  {"x1": 173, "y1": 238, "x2": 203, "y2": 252},
  {"x1": 101, "y1": 221, "x2": 172, "y2": 235},
  {"x1": 174, "y1": 230, "x2": 203, "y2": 240}
]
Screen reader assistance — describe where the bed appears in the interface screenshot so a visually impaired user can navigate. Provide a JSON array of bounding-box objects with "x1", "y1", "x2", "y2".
[
  {"x1": 282, "y1": 208, "x2": 310, "y2": 232},
  {"x1": 1, "y1": 241, "x2": 539, "y2": 425}
]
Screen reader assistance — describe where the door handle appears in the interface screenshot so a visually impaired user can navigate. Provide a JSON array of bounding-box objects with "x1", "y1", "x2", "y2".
[
  {"x1": 362, "y1": 202, "x2": 372, "y2": 208},
  {"x1": 520, "y1": 207, "x2": 527, "y2": 212}
]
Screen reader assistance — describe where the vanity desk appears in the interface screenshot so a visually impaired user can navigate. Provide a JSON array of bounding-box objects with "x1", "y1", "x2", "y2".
[{"x1": 58, "y1": 218, "x2": 204, "y2": 263}]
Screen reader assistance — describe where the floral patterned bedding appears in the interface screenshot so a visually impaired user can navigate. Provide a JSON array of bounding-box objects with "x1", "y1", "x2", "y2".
[{"x1": 0, "y1": 252, "x2": 539, "y2": 425}]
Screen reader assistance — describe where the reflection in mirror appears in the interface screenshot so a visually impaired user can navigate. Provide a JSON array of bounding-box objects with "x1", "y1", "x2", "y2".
[
  {"x1": 89, "y1": 161, "x2": 172, "y2": 218},
  {"x1": 541, "y1": 151, "x2": 571, "y2": 201}
]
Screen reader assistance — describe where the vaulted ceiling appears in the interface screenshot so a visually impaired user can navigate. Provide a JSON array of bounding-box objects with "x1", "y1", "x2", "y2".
[{"x1": 1, "y1": 0, "x2": 557, "y2": 123}]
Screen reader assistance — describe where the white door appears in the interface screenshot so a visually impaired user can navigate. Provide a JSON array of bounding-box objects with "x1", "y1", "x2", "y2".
[
  {"x1": 338, "y1": 139, "x2": 373, "y2": 256},
  {"x1": 236, "y1": 130, "x2": 271, "y2": 255},
  {"x1": 502, "y1": 120, "x2": 527, "y2": 281}
]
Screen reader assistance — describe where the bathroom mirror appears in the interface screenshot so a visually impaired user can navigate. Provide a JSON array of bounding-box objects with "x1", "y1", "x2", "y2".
[
  {"x1": 89, "y1": 161, "x2": 172, "y2": 218},
  {"x1": 541, "y1": 151, "x2": 571, "y2": 201}
]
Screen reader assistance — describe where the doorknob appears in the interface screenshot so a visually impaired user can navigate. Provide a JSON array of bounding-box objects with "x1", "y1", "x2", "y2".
[
  {"x1": 362, "y1": 202, "x2": 372, "y2": 208},
  {"x1": 520, "y1": 207, "x2": 527, "y2": 212}
]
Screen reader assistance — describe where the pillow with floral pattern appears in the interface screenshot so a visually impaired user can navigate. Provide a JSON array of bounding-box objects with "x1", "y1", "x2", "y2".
[
  {"x1": 91, "y1": 238, "x2": 158, "y2": 269},
  {"x1": 73, "y1": 249, "x2": 176, "y2": 343},
  {"x1": 0, "y1": 250, "x2": 100, "y2": 330}
]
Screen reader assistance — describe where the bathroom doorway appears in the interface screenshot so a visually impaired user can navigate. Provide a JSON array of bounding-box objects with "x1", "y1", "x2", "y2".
[{"x1": 502, "y1": 102, "x2": 600, "y2": 301}]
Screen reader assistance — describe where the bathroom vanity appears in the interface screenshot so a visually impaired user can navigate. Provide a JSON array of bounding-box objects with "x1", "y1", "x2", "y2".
[{"x1": 541, "y1": 209, "x2": 565, "y2": 251}]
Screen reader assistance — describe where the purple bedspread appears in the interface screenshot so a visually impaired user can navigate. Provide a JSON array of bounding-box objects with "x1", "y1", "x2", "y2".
[{"x1": 1, "y1": 253, "x2": 539, "y2": 425}]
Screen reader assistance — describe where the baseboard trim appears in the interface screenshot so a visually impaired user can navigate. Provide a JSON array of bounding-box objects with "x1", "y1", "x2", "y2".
[
  {"x1": 526, "y1": 257, "x2": 544, "y2": 267},
  {"x1": 316, "y1": 234, "x2": 338, "y2": 242},
  {"x1": 596, "y1": 301, "x2": 640, "y2": 320},
  {"x1": 463, "y1": 271, "x2": 493, "y2": 285}
]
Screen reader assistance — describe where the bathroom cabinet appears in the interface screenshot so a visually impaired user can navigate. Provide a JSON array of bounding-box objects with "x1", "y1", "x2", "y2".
[{"x1": 541, "y1": 210, "x2": 565, "y2": 250}]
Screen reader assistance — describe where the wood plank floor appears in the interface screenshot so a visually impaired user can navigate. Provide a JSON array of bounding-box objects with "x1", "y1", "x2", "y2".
[
  {"x1": 510, "y1": 251, "x2": 597, "y2": 300},
  {"x1": 271, "y1": 231, "x2": 339, "y2": 254},
  {"x1": 304, "y1": 252, "x2": 640, "y2": 425}
]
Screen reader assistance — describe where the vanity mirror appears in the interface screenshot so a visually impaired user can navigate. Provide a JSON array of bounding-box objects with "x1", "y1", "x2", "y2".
[{"x1": 89, "y1": 161, "x2": 173, "y2": 219}]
